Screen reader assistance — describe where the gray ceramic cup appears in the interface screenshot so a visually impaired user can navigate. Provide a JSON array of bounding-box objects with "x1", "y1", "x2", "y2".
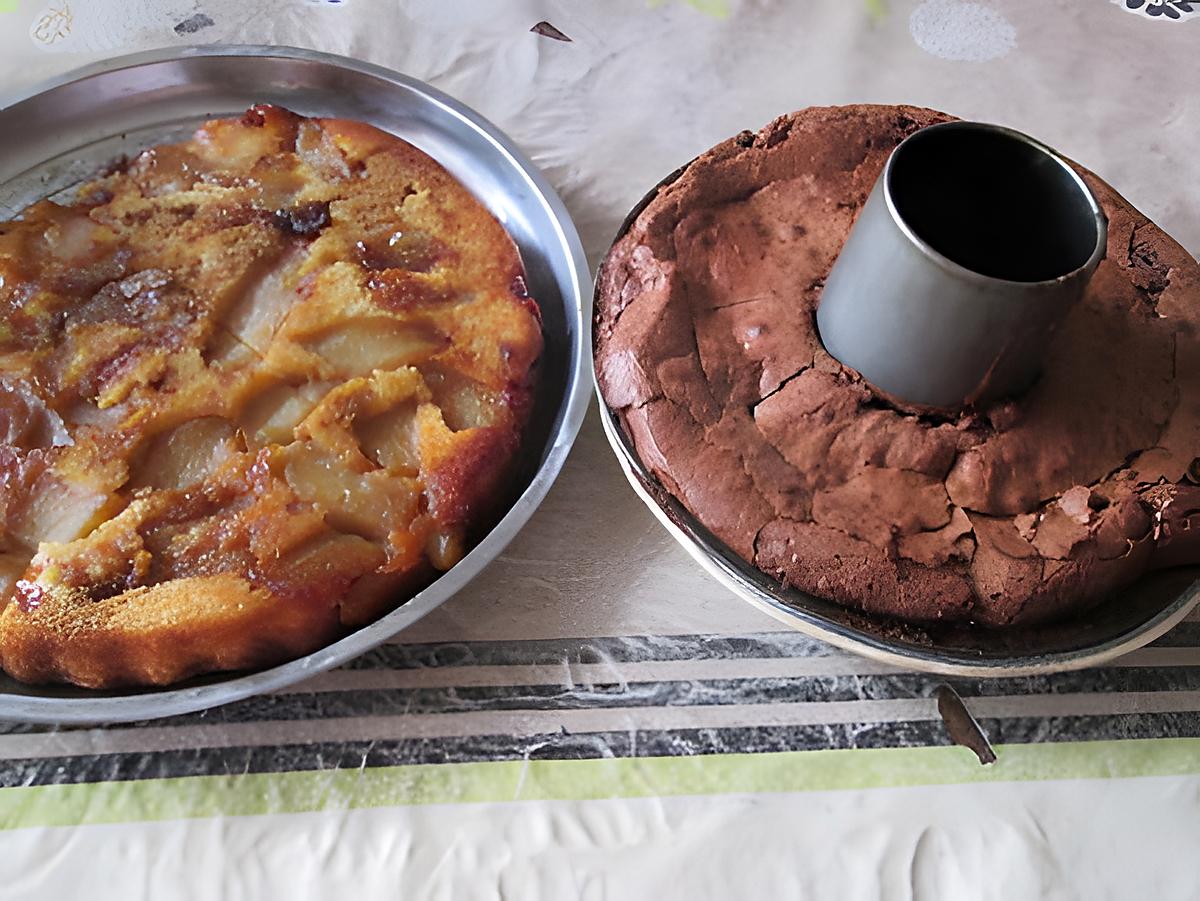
[{"x1": 816, "y1": 121, "x2": 1108, "y2": 409}]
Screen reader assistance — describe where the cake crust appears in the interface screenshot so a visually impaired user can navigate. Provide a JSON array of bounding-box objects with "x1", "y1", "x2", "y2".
[
  {"x1": 595, "y1": 104, "x2": 1200, "y2": 628},
  {"x1": 0, "y1": 105, "x2": 542, "y2": 687}
]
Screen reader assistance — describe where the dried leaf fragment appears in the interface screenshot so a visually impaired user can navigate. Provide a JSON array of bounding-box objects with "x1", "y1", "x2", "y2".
[
  {"x1": 935, "y1": 684, "x2": 997, "y2": 765},
  {"x1": 531, "y1": 21, "x2": 572, "y2": 41}
]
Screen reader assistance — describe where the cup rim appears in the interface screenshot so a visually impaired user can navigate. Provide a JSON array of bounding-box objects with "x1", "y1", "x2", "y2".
[{"x1": 883, "y1": 120, "x2": 1109, "y2": 289}]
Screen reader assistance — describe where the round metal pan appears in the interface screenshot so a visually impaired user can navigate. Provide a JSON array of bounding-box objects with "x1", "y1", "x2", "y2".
[
  {"x1": 596, "y1": 164, "x2": 1200, "y2": 678},
  {"x1": 0, "y1": 46, "x2": 591, "y2": 723}
]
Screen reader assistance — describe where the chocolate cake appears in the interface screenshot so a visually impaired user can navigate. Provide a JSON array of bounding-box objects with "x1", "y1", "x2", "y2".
[{"x1": 595, "y1": 104, "x2": 1200, "y2": 628}]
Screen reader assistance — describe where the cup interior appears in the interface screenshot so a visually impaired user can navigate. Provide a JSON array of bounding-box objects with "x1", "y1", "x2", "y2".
[{"x1": 887, "y1": 123, "x2": 1101, "y2": 283}]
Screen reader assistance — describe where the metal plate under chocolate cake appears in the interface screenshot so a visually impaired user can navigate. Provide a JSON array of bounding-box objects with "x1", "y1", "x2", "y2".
[
  {"x1": 0, "y1": 46, "x2": 591, "y2": 723},
  {"x1": 597, "y1": 164, "x2": 1200, "y2": 678}
]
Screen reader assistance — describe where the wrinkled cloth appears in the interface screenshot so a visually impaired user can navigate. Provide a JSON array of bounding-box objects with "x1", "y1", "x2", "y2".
[{"x1": 0, "y1": 1, "x2": 1198, "y2": 898}]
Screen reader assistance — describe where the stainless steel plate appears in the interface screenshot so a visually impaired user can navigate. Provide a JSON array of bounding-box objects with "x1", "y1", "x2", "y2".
[
  {"x1": 0, "y1": 46, "x2": 591, "y2": 723},
  {"x1": 596, "y1": 165, "x2": 1200, "y2": 678}
]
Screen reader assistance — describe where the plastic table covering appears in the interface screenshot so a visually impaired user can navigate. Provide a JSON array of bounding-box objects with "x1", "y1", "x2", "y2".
[{"x1": 0, "y1": 1, "x2": 1199, "y2": 898}]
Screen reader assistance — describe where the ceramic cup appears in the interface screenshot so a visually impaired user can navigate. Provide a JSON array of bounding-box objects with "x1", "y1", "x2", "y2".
[{"x1": 816, "y1": 121, "x2": 1108, "y2": 410}]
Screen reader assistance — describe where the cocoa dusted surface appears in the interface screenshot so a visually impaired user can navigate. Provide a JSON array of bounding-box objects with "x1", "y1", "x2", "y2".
[{"x1": 595, "y1": 104, "x2": 1200, "y2": 628}]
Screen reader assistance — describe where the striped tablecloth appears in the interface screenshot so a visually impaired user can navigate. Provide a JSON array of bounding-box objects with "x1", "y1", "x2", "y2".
[
  {"x1": 4, "y1": 614, "x2": 1200, "y2": 789},
  {"x1": 1, "y1": 1, "x2": 1198, "y2": 897}
]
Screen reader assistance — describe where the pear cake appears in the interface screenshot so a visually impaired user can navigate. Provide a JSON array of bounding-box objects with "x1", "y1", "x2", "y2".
[{"x1": 0, "y1": 105, "x2": 542, "y2": 688}]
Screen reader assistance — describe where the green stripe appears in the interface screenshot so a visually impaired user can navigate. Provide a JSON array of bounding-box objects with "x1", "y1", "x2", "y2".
[
  {"x1": 0, "y1": 1, "x2": 18, "y2": 12},
  {"x1": 2, "y1": 738, "x2": 1199, "y2": 830},
  {"x1": 648, "y1": 0, "x2": 731, "y2": 18}
]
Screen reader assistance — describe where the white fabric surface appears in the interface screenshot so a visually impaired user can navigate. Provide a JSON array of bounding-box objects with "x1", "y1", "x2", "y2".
[
  {"x1": 2, "y1": 775, "x2": 1199, "y2": 900},
  {"x1": 0, "y1": 1, "x2": 1197, "y2": 898}
]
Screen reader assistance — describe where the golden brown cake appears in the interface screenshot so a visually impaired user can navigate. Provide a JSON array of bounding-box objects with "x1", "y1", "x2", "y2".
[{"x1": 0, "y1": 105, "x2": 542, "y2": 687}]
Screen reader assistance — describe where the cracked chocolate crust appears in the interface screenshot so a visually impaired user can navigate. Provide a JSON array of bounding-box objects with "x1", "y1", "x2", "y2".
[{"x1": 595, "y1": 104, "x2": 1200, "y2": 628}]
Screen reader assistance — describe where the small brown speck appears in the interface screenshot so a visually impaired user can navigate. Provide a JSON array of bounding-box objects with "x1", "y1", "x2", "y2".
[
  {"x1": 275, "y1": 201, "x2": 331, "y2": 237},
  {"x1": 531, "y1": 21, "x2": 572, "y2": 41}
]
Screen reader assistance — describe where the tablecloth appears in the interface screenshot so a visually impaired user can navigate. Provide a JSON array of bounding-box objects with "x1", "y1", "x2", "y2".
[{"x1": 1, "y1": 1, "x2": 1199, "y2": 897}]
